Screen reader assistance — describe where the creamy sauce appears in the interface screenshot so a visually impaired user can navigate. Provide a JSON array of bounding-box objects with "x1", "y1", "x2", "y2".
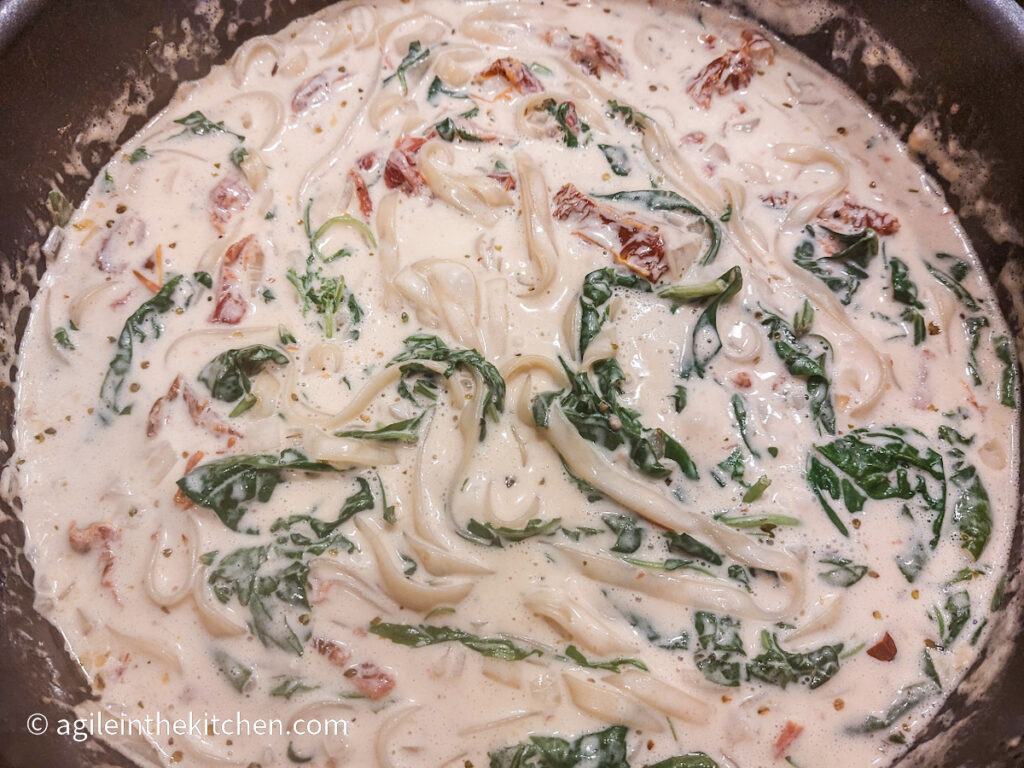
[{"x1": 13, "y1": 1, "x2": 1019, "y2": 767}]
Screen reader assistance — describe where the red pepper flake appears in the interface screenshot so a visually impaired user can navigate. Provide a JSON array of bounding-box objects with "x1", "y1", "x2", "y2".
[{"x1": 867, "y1": 632, "x2": 898, "y2": 661}]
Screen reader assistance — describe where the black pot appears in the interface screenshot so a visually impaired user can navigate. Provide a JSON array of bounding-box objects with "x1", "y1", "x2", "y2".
[{"x1": 1, "y1": 2, "x2": 1022, "y2": 766}]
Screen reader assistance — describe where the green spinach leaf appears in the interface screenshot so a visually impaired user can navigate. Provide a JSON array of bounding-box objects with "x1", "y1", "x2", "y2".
[
  {"x1": 370, "y1": 622, "x2": 542, "y2": 661},
  {"x1": 198, "y1": 344, "x2": 289, "y2": 402},
  {"x1": 746, "y1": 631, "x2": 843, "y2": 689}
]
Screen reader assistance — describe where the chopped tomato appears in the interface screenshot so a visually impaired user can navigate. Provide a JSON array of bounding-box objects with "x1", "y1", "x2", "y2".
[
  {"x1": 552, "y1": 183, "x2": 668, "y2": 282},
  {"x1": 687, "y1": 30, "x2": 774, "y2": 109},
  {"x1": 475, "y1": 57, "x2": 545, "y2": 94},
  {"x1": 209, "y1": 173, "x2": 253, "y2": 234},
  {"x1": 773, "y1": 720, "x2": 803, "y2": 759},
  {"x1": 569, "y1": 33, "x2": 625, "y2": 79},
  {"x1": 211, "y1": 234, "x2": 262, "y2": 324}
]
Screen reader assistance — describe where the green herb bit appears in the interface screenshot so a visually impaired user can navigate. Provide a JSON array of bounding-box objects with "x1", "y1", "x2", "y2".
[
  {"x1": 173, "y1": 110, "x2": 245, "y2": 141},
  {"x1": 129, "y1": 146, "x2": 151, "y2": 164},
  {"x1": 434, "y1": 116, "x2": 482, "y2": 143},
  {"x1": 198, "y1": 344, "x2": 289, "y2": 402},
  {"x1": 671, "y1": 384, "x2": 687, "y2": 413},
  {"x1": 599, "y1": 143, "x2": 631, "y2": 176},
  {"x1": 793, "y1": 299, "x2": 814, "y2": 336},
  {"x1": 336, "y1": 410, "x2": 428, "y2": 443},
  {"x1": 715, "y1": 512, "x2": 800, "y2": 529},
  {"x1": 665, "y1": 531, "x2": 722, "y2": 565},
  {"x1": 818, "y1": 555, "x2": 868, "y2": 587},
  {"x1": 53, "y1": 326, "x2": 75, "y2": 350},
  {"x1": 213, "y1": 649, "x2": 254, "y2": 693},
  {"x1": 426, "y1": 75, "x2": 469, "y2": 105},
  {"x1": 607, "y1": 99, "x2": 650, "y2": 130},
  {"x1": 230, "y1": 145, "x2": 248, "y2": 167},
  {"x1": 369, "y1": 622, "x2": 541, "y2": 661},
  {"x1": 278, "y1": 324, "x2": 298, "y2": 346},
  {"x1": 994, "y1": 334, "x2": 1018, "y2": 408},
  {"x1": 271, "y1": 677, "x2": 318, "y2": 699},
  {"x1": 741, "y1": 475, "x2": 772, "y2": 503},
  {"x1": 603, "y1": 513, "x2": 644, "y2": 553},
  {"x1": 561, "y1": 644, "x2": 648, "y2": 673},
  {"x1": 47, "y1": 189, "x2": 73, "y2": 226},
  {"x1": 383, "y1": 40, "x2": 429, "y2": 94}
]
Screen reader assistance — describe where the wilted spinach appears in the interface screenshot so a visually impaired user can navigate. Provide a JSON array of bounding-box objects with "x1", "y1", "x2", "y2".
[
  {"x1": 818, "y1": 555, "x2": 868, "y2": 587},
  {"x1": 760, "y1": 306, "x2": 835, "y2": 434},
  {"x1": 746, "y1": 631, "x2": 843, "y2": 689},
  {"x1": 599, "y1": 143, "x2": 631, "y2": 176},
  {"x1": 793, "y1": 226, "x2": 878, "y2": 305},
  {"x1": 176, "y1": 449, "x2": 338, "y2": 532},
  {"x1": 198, "y1": 345, "x2": 289, "y2": 402},
  {"x1": 489, "y1": 725, "x2": 628, "y2": 768},
  {"x1": 459, "y1": 517, "x2": 562, "y2": 548},
  {"x1": 335, "y1": 410, "x2": 428, "y2": 443},
  {"x1": 383, "y1": 40, "x2": 430, "y2": 94},
  {"x1": 599, "y1": 189, "x2": 721, "y2": 266},
  {"x1": 577, "y1": 268, "x2": 651, "y2": 358},
  {"x1": 369, "y1": 622, "x2": 542, "y2": 661}
]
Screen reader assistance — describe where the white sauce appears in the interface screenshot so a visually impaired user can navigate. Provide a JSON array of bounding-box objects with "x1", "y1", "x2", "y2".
[{"x1": 13, "y1": 1, "x2": 1019, "y2": 766}]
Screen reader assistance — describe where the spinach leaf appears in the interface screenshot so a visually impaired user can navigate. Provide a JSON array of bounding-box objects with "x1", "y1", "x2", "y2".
[
  {"x1": 177, "y1": 449, "x2": 338, "y2": 532},
  {"x1": 198, "y1": 345, "x2": 289, "y2": 402},
  {"x1": 793, "y1": 298, "x2": 814, "y2": 336},
  {"x1": 793, "y1": 227, "x2": 878, "y2": 305},
  {"x1": 370, "y1": 622, "x2": 542, "y2": 661},
  {"x1": 622, "y1": 557, "x2": 714, "y2": 576},
  {"x1": 897, "y1": 539, "x2": 928, "y2": 583},
  {"x1": 746, "y1": 631, "x2": 843, "y2": 689},
  {"x1": 714, "y1": 512, "x2": 800, "y2": 530},
  {"x1": 489, "y1": 725, "x2": 628, "y2": 768},
  {"x1": 900, "y1": 307, "x2": 927, "y2": 345},
  {"x1": 533, "y1": 358, "x2": 693, "y2": 480},
  {"x1": 889, "y1": 256, "x2": 924, "y2": 309},
  {"x1": 286, "y1": 261, "x2": 356, "y2": 340},
  {"x1": 536, "y1": 98, "x2": 591, "y2": 147},
  {"x1": 644, "y1": 756, "x2": 720, "y2": 768},
  {"x1": 174, "y1": 110, "x2": 245, "y2": 141},
  {"x1": 607, "y1": 99, "x2": 650, "y2": 130},
  {"x1": 947, "y1": 455, "x2": 992, "y2": 561},
  {"x1": 660, "y1": 430, "x2": 700, "y2": 481},
  {"x1": 562, "y1": 644, "x2": 648, "y2": 673},
  {"x1": 676, "y1": 267, "x2": 743, "y2": 378},
  {"x1": 578, "y1": 268, "x2": 651, "y2": 358},
  {"x1": 426, "y1": 75, "x2": 469, "y2": 105},
  {"x1": 963, "y1": 315, "x2": 990, "y2": 385},
  {"x1": 994, "y1": 334, "x2": 1018, "y2": 408},
  {"x1": 741, "y1": 475, "x2": 772, "y2": 503},
  {"x1": 931, "y1": 590, "x2": 971, "y2": 648},
  {"x1": 599, "y1": 189, "x2": 721, "y2": 266},
  {"x1": 459, "y1": 517, "x2": 562, "y2": 548},
  {"x1": 671, "y1": 385, "x2": 687, "y2": 412},
  {"x1": 129, "y1": 146, "x2": 151, "y2": 164},
  {"x1": 213, "y1": 649, "x2": 254, "y2": 692},
  {"x1": 818, "y1": 555, "x2": 868, "y2": 587},
  {"x1": 101, "y1": 274, "x2": 196, "y2": 415},
  {"x1": 731, "y1": 393, "x2": 760, "y2": 458},
  {"x1": 335, "y1": 410, "x2": 428, "y2": 443},
  {"x1": 694, "y1": 612, "x2": 744, "y2": 687},
  {"x1": 271, "y1": 677, "x2": 318, "y2": 698},
  {"x1": 603, "y1": 513, "x2": 643, "y2": 553},
  {"x1": 760, "y1": 306, "x2": 835, "y2": 434},
  {"x1": 434, "y1": 116, "x2": 482, "y2": 143},
  {"x1": 599, "y1": 143, "x2": 631, "y2": 176},
  {"x1": 269, "y1": 477, "x2": 374, "y2": 544},
  {"x1": 383, "y1": 40, "x2": 430, "y2": 93},
  {"x1": 849, "y1": 681, "x2": 938, "y2": 734},
  {"x1": 207, "y1": 545, "x2": 308, "y2": 654},
  {"x1": 809, "y1": 428, "x2": 946, "y2": 542},
  {"x1": 390, "y1": 334, "x2": 506, "y2": 438},
  {"x1": 665, "y1": 532, "x2": 722, "y2": 565},
  {"x1": 54, "y1": 326, "x2": 75, "y2": 350},
  {"x1": 924, "y1": 258, "x2": 980, "y2": 312}
]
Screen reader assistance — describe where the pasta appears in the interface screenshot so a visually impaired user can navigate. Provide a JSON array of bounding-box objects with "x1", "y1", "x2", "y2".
[{"x1": 13, "y1": 2, "x2": 1018, "y2": 768}]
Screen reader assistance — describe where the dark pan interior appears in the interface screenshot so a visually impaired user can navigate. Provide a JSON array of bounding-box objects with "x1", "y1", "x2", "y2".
[{"x1": 0, "y1": 1, "x2": 1022, "y2": 766}]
